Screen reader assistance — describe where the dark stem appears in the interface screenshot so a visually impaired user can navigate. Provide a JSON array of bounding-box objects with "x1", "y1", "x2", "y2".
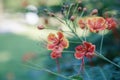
[
  {"x1": 78, "y1": 58, "x2": 84, "y2": 75},
  {"x1": 56, "y1": 58, "x2": 60, "y2": 73}
]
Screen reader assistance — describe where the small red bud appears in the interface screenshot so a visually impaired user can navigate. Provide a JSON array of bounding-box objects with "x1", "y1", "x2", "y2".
[
  {"x1": 37, "y1": 25, "x2": 44, "y2": 30},
  {"x1": 83, "y1": 8, "x2": 87, "y2": 12},
  {"x1": 70, "y1": 16, "x2": 75, "y2": 21},
  {"x1": 91, "y1": 9, "x2": 98, "y2": 15},
  {"x1": 78, "y1": 7, "x2": 82, "y2": 11}
]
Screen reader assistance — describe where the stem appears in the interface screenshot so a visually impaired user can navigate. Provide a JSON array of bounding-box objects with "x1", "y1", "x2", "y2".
[
  {"x1": 99, "y1": 67, "x2": 107, "y2": 80},
  {"x1": 45, "y1": 28, "x2": 58, "y2": 31},
  {"x1": 43, "y1": 69, "x2": 71, "y2": 80},
  {"x1": 45, "y1": 27, "x2": 72, "y2": 34},
  {"x1": 72, "y1": 19, "x2": 78, "y2": 32},
  {"x1": 56, "y1": 58, "x2": 60, "y2": 73},
  {"x1": 65, "y1": 20, "x2": 83, "y2": 42},
  {"x1": 84, "y1": 68, "x2": 91, "y2": 80},
  {"x1": 67, "y1": 4, "x2": 72, "y2": 19},
  {"x1": 79, "y1": 11, "x2": 85, "y2": 18},
  {"x1": 81, "y1": 58, "x2": 84, "y2": 72},
  {"x1": 23, "y1": 64, "x2": 71, "y2": 80},
  {"x1": 83, "y1": 27, "x2": 87, "y2": 41},
  {"x1": 73, "y1": 31, "x2": 84, "y2": 42},
  {"x1": 100, "y1": 30, "x2": 105, "y2": 54},
  {"x1": 72, "y1": 21, "x2": 76, "y2": 32},
  {"x1": 62, "y1": 50, "x2": 75, "y2": 53},
  {"x1": 54, "y1": 16, "x2": 65, "y2": 24},
  {"x1": 78, "y1": 58, "x2": 84, "y2": 75},
  {"x1": 73, "y1": 2, "x2": 79, "y2": 15},
  {"x1": 95, "y1": 52, "x2": 120, "y2": 68},
  {"x1": 69, "y1": 41, "x2": 82, "y2": 44},
  {"x1": 46, "y1": 27, "x2": 75, "y2": 37}
]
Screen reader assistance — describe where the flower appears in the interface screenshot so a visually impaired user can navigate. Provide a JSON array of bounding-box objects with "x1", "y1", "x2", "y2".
[
  {"x1": 78, "y1": 18, "x2": 86, "y2": 29},
  {"x1": 47, "y1": 31, "x2": 69, "y2": 59},
  {"x1": 74, "y1": 41, "x2": 95, "y2": 59},
  {"x1": 105, "y1": 18, "x2": 117, "y2": 30},
  {"x1": 86, "y1": 17, "x2": 107, "y2": 32}
]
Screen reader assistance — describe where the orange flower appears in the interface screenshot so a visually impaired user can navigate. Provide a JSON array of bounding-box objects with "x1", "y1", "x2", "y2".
[
  {"x1": 47, "y1": 31, "x2": 69, "y2": 59},
  {"x1": 74, "y1": 41, "x2": 95, "y2": 59},
  {"x1": 86, "y1": 17, "x2": 107, "y2": 32},
  {"x1": 78, "y1": 18, "x2": 86, "y2": 29},
  {"x1": 74, "y1": 41, "x2": 95, "y2": 72},
  {"x1": 105, "y1": 18, "x2": 117, "y2": 30}
]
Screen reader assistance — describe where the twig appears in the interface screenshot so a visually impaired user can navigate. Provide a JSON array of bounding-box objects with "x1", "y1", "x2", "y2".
[{"x1": 95, "y1": 52, "x2": 120, "y2": 68}]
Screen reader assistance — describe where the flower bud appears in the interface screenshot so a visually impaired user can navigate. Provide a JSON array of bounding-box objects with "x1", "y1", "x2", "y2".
[
  {"x1": 37, "y1": 25, "x2": 44, "y2": 30},
  {"x1": 70, "y1": 16, "x2": 75, "y2": 21},
  {"x1": 78, "y1": 19, "x2": 85, "y2": 29},
  {"x1": 83, "y1": 7, "x2": 87, "y2": 12},
  {"x1": 91, "y1": 9, "x2": 98, "y2": 15},
  {"x1": 78, "y1": 7, "x2": 82, "y2": 11}
]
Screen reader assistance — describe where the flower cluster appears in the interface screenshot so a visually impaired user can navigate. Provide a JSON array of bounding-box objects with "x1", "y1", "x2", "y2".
[
  {"x1": 37, "y1": 0, "x2": 119, "y2": 74},
  {"x1": 78, "y1": 16, "x2": 117, "y2": 32},
  {"x1": 47, "y1": 31, "x2": 69, "y2": 59},
  {"x1": 46, "y1": 31, "x2": 96, "y2": 73},
  {"x1": 47, "y1": 31, "x2": 95, "y2": 62}
]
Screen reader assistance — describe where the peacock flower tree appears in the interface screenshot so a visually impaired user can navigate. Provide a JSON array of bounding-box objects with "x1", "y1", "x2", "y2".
[{"x1": 36, "y1": 0, "x2": 120, "y2": 79}]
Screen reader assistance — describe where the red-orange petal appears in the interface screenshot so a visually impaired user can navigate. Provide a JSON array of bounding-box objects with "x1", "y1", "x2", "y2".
[
  {"x1": 106, "y1": 18, "x2": 117, "y2": 30},
  {"x1": 51, "y1": 51, "x2": 61, "y2": 59},
  {"x1": 47, "y1": 44, "x2": 56, "y2": 50},
  {"x1": 78, "y1": 19, "x2": 86, "y2": 29},
  {"x1": 48, "y1": 33, "x2": 57, "y2": 42},
  {"x1": 74, "y1": 52, "x2": 85, "y2": 59},
  {"x1": 89, "y1": 45, "x2": 95, "y2": 52},
  {"x1": 57, "y1": 31, "x2": 64, "y2": 40},
  {"x1": 83, "y1": 41, "x2": 92, "y2": 49},
  {"x1": 75, "y1": 45, "x2": 83, "y2": 51},
  {"x1": 61, "y1": 38, "x2": 69, "y2": 48},
  {"x1": 53, "y1": 46, "x2": 63, "y2": 53},
  {"x1": 86, "y1": 17, "x2": 107, "y2": 32},
  {"x1": 85, "y1": 52, "x2": 95, "y2": 58}
]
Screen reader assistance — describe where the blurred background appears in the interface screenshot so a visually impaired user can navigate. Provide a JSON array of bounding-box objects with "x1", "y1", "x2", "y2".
[{"x1": 0, "y1": 0, "x2": 120, "y2": 80}]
